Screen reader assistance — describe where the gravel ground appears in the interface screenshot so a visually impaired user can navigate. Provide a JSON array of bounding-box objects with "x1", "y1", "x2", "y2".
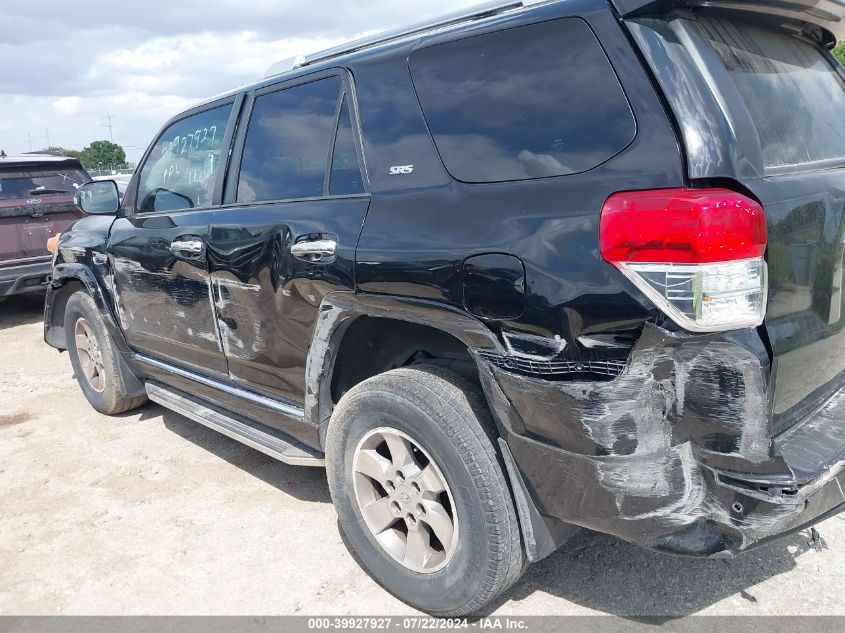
[{"x1": 1, "y1": 292, "x2": 844, "y2": 617}]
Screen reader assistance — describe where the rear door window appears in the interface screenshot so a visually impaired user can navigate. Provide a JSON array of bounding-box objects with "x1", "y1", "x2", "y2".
[
  {"x1": 237, "y1": 76, "x2": 343, "y2": 202},
  {"x1": 409, "y1": 18, "x2": 636, "y2": 183},
  {"x1": 699, "y1": 16, "x2": 845, "y2": 172}
]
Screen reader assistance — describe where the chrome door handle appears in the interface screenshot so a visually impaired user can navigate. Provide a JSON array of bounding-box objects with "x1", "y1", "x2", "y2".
[
  {"x1": 170, "y1": 239, "x2": 204, "y2": 256},
  {"x1": 291, "y1": 239, "x2": 337, "y2": 260}
]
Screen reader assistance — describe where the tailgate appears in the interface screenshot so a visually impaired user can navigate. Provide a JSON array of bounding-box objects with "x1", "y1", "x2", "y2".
[
  {"x1": 0, "y1": 201, "x2": 80, "y2": 261},
  {"x1": 623, "y1": 4, "x2": 845, "y2": 432}
]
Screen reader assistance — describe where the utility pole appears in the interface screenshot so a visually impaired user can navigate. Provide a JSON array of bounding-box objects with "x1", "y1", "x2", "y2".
[
  {"x1": 43, "y1": 128, "x2": 51, "y2": 148},
  {"x1": 102, "y1": 112, "x2": 116, "y2": 142},
  {"x1": 26, "y1": 131, "x2": 33, "y2": 152}
]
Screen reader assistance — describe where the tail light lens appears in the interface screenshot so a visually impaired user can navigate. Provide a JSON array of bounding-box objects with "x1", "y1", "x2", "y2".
[{"x1": 600, "y1": 188, "x2": 767, "y2": 332}]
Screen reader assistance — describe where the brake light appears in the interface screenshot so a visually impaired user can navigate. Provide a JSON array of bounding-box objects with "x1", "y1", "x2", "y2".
[{"x1": 600, "y1": 188, "x2": 767, "y2": 332}]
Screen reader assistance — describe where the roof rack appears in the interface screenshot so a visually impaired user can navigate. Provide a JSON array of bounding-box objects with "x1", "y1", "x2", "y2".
[{"x1": 264, "y1": 0, "x2": 527, "y2": 78}]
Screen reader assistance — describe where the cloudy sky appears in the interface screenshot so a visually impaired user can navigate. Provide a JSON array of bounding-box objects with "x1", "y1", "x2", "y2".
[{"x1": 0, "y1": 0, "x2": 478, "y2": 163}]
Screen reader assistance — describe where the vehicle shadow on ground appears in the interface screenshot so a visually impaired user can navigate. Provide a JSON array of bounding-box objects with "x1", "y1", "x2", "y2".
[
  {"x1": 499, "y1": 526, "x2": 818, "y2": 617},
  {"x1": 153, "y1": 406, "x2": 332, "y2": 504},
  {"x1": 0, "y1": 293, "x2": 46, "y2": 330}
]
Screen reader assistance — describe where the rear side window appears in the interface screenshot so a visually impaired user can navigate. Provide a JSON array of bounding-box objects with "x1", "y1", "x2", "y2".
[
  {"x1": 136, "y1": 104, "x2": 232, "y2": 213},
  {"x1": 700, "y1": 16, "x2": 845, "y2": 172},
  {"x1": 237, "y1": 76, "x2": 342, "y2": 202},
  {"x1": 409, "y1": 18, "x2": 636, "y2": 183}
]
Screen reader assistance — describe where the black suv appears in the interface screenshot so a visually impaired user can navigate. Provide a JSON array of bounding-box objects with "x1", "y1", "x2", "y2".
[{"x1": 45, "y1": 0, "x2": 845, "y2": 616}]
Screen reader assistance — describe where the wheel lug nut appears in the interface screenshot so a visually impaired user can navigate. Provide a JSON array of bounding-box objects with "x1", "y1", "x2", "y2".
[
  {"x1": 395, "y1": 472, "x2": 405, "y2": 483},
  {"x1": 406, "y1": 514, "x2": 416, "y2": 526},
  {"x1": 386, "y1": 480, "x2": 395, "y2": 491},
  {"x1": 416, "y1": 503, "x2": 426, "y2": 516},
  {"x1": 390, "y1": 501, "x2": 401, "y2": 514},
  {"x1": 411, "y1": 481, "x2": 421, "y2": 494}
]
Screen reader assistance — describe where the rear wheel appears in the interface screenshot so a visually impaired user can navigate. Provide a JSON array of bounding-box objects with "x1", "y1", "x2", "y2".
[
  {"x1": 65, "y1": 291, "x2": 146, "y2": 415},
  {"x1": 326, "y1": 365, "x2": 524, "y2": 616}
]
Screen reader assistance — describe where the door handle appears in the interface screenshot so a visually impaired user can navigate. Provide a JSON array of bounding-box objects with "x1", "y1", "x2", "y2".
[
  {"x1": 170, "y1": 238, "x2": 204, "y2": 256},
  {"x1": 291, "y1": 239, "x2": 337, "y2": 261}
]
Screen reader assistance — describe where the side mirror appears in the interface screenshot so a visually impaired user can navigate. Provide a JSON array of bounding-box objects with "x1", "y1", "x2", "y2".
[{"x1": 74, "y1": 180, "x2": 120, "y2": 215}]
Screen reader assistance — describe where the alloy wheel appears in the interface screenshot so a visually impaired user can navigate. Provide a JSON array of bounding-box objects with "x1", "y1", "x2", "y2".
[
  {"x1": 352, "y1": 427, "x2": 458, "y2": 573},
  {"x1": 74, "y1": 317, "x2": 105, "y2": 393}
]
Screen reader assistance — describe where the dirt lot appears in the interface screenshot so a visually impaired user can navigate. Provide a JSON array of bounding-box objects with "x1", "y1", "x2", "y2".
[{"x1": 1, "y1": 292, "x2": 845, "y2": 617}]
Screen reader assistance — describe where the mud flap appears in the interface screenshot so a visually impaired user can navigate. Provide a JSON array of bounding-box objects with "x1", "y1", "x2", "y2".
[{"x1": 498, "y1": 437, "x2": 580, "y2": 562}]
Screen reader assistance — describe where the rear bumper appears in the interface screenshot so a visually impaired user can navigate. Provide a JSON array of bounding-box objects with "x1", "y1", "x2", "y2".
[
  {"x1": 503, "y1": 432, "x2": 845, "y2": 557},
  {"x1": 0, "y1": 260, "x2": 51, "y2": 296},
  {"x1": 477, "y1": 324, "x2": 845, "y2": 558}
]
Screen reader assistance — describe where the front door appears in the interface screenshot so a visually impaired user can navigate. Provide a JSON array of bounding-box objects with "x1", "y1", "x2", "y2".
[
  {"x1": 208, "y1": 73, "x2": 369, "y2": 407},
  {"x1": 109, "y1": 100, "x2": 238, "y2": 377}
]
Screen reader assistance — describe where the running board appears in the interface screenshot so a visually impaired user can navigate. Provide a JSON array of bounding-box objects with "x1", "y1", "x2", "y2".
[{"x1": 145, "y1": 382, "x2": 325, "y2": 467}]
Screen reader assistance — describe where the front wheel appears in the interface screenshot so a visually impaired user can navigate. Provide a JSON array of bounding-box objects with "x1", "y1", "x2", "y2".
[
  {"x1": 64, "y1": 291, "x2": 146, "y2": 415},
  {"x1": 326, "y1": 366, "x2": 524, "y2": 616}
]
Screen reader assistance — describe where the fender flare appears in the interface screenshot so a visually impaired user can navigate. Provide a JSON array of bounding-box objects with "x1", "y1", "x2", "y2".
[{"x1": 46, "y1": 263, "x2": 145, "y2": 397}]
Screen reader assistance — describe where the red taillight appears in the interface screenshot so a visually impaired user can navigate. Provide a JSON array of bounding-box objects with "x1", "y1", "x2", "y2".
[
  {"x1": 599, "y1": 188, "x2": 766, "y2": 264},
  {"x1": 600, "y1": 188, "x2": 768, "y2": 333}
]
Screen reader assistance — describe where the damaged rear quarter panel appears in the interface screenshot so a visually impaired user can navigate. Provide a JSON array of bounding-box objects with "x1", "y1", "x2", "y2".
[{"x1": 476, "y1": 323, "x2": 809, "y2": 554}]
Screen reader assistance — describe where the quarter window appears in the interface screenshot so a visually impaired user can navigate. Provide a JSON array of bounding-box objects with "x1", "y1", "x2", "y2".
[
  {"x1": 330, "y1": 95, "x2": 365, "y2": 196},
  {"x1": 237, "y1": 76, "x2": 343, "y2": 203},
  {"x1": 136, "y1": 104, "x2": 232, "y2": 213},
  {"x1": 409, "y1": 19, "x2": 636, "y2": 183}
]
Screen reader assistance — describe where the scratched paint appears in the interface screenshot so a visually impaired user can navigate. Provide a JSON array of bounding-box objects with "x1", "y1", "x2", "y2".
[
  {"x1": 111, "y1": 257, "x2": 221, "y2": 349},
  {"x1": 473, "y1": 323, "x2": 818, "y2": 553}
]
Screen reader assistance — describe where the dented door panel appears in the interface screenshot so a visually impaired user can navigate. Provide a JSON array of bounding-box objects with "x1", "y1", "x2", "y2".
[
  {"x1": 108, "y1": 210, "x2": 227, "y2": 376},
  {"x1": 207, "y1": 197, "x2": 370, "y2": 409}
]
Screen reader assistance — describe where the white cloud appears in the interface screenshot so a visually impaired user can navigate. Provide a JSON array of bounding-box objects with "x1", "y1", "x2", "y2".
[
  {"x1": 0, "y1": 0, "x2": 479, "y2": 162},
  {"x1": 53, "y1": 96, "x2": 82, "y2": 117}
]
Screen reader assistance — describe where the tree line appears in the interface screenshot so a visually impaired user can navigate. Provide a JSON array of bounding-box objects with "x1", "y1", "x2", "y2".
[{"x1": 46, "y1": 140, "x2": 128, "y2": 171}]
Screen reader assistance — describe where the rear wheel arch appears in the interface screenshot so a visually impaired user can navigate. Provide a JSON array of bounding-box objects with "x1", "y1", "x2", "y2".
[
  {"x1": 310, "y1": 294, "x2": 581, "y2": 567},
  {"x1": 307, "y1": 293, "x2": 503, "y2": 440}
]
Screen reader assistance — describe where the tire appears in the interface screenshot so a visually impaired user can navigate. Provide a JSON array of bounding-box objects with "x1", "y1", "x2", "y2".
[
  {"x1": 326, "y1": 365, "x2": 524, "y2": 617},
  {"x1": 64, "y1": 291, "x2": 146, "y2": 415}
]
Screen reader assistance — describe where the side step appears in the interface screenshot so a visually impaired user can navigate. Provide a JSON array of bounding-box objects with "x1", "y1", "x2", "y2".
[{"x1": 145, "y1": 382, "x2": 325, "y2": 467}]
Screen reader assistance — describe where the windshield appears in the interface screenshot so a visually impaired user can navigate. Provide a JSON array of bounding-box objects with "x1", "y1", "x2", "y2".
[{"x1": 0, "y1": 167, "x2": 89, "y2": 200}]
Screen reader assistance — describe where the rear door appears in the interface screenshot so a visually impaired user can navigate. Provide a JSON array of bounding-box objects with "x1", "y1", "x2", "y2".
[
  {"x1": 208, "y1": 71, "x2": 369, "y2": 410},
  {"x1": 625, "y1": 7, "x2": 845, "y2": 431},
  {"x1": 108, "y1": 99, "x2": 238, "y2": 376}
]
